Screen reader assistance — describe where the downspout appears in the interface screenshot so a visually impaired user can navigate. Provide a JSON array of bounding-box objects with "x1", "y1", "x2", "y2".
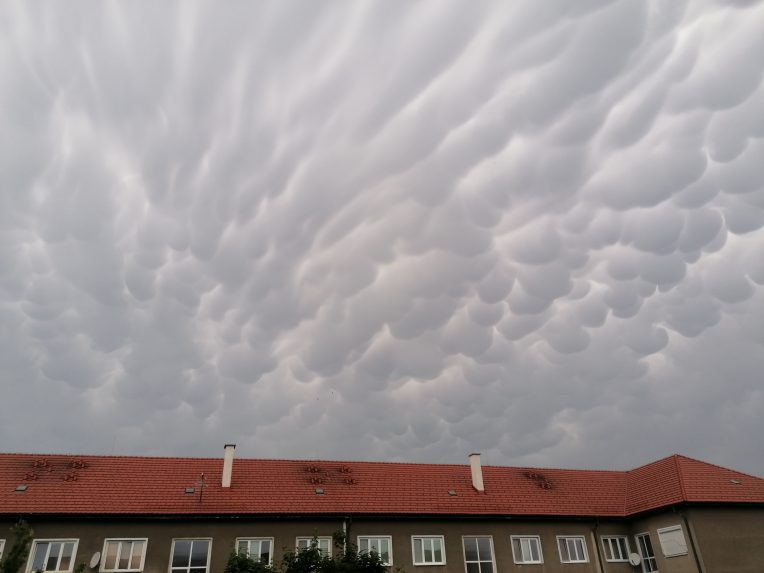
[
  {"x1": 343, "y1": 516, "x2": 351, "y2": 555},
  {"x1": 679, "y1": 510, "x2": 706, "y2": 573},
  {"x1": 591, "y1": 520, "x2": 605, "y2": 573}
]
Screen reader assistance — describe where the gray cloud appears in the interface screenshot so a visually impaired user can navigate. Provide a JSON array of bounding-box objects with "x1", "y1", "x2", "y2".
[{"x1": 1, "y1": 0, "x2": 764, "y2": 477}]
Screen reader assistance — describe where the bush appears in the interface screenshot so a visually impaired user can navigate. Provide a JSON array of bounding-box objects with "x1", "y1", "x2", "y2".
[
  {"x1": 0, "y1": 521, "x2": 34, "y2": 573},
  {"x1": 224, "y1": 552, "x2": 274, "y2": 573}
]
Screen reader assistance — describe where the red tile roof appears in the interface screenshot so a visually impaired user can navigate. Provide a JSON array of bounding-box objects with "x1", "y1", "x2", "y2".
[{"x1": 0, "y1": 453, "x2": 762, "y2": 518}]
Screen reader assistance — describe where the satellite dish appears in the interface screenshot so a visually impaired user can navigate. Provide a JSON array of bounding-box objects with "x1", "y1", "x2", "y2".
[
  {"x1": 628, "y1": 553, "x2": 642, "y2": 566},
  {"x1": 90, "y1": 552, "x2": 101, "y2": 569}
]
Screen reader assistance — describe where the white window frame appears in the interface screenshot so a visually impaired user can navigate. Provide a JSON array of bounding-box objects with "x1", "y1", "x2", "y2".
[
  {"x1": 510, "y1": 535, "x2": 543, "y2": 565},
  {"x1": 296, "y1": 537, "x2": 332, "y2": 557},
  {"x1": 27, "y1": 539, "x2": 79, "y2": 573},
  {"x1": 168, "y1": 538, "x2": 212, "y2": 573},
  {"x1": 556, "y1": 536, "x2": 588, "y2": 564},
  {"x1": 235, "y1": 538, "x2": 274, "y2": 565},
  {"x1": 601, "y1": 536, "x2": 630, "y2": 562},
  {"x1": 635, "y1": 533, "x2": 658, "y2": 573},
  {"x1": 357, "y1": 536, "x2": 393, "y2": 566},
  {"x1": 411, "y1": 536, "x2": 446, "y2": 566},
  {"x1": 656, "y1": 525, "x2": 688, "y2": 558},
  {"x1": 100, "y1": 539, "x2": 148, "y2": 572},
  {"x1": 0, "y1": 539, "x2": 5, "y2": 561},
  {"x1": 461, "y1": 536, "x2": 496, "y2": 573}
]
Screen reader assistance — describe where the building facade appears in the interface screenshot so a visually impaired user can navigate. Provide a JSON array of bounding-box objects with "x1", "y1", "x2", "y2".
[{"x1": 1, "y1": 448, "x2": 763, "y2": 573}]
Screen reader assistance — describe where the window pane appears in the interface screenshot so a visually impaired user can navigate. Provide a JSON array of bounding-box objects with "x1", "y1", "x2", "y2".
[
  {"x1": 511, "y1": 538, "x2": 521, "y2": 561},
  {"x1": 46, "y1": 542, "x2": 62, "y2": 571},
  {"x1": 190, "y1": 541, "x2": 209, "y2": 567},
  {"x1": 117, "y1": 542, "x2": 130, "y2": 570},
  {"x1": 617, "y1": 538, "x2": 627, "y2": 558},
  {"x1": 237, "y1": 541, "x2": 248, "y2": 555},
  {"x1": 32, "y1": 543, "x2": 49, "y2": 572},
  {"x1": 60, "y1": 543, "x2": 75, "y2": 572},
  {"x1": 130, "y1": 542, "x2": 144, "y2": 569},
  {"x1": 529, "y1": 540, "x2": 539, "y2": 562},
  {"x1": 466, "y1": 563, "x2": 480, "y2": 573},
  {"x1": 480, "y1": 561, "x2": 493, "y2": 573},
  {"x1": 359, "y1": 539, "x2": 368, "y2": 553},
  {"x1": 424, "y1": 541, "x2": 433, "y2": 563},
  {"x1": 190, "y1": 569, "x2": 206, "y2": 573},
  {"x1": 558, "y1": 539, "x2": 568, "y2": 561},
  {"x1": 104, "y1": 542, "x2": 119, "y2": 570},
  {"x1": 172, "y1": 541, "x2": 192, "y2": 568},
  {"x1": 464, "y1": 538, "x2": 478, "y2": 562},
  {"x1": 413, "y1": 539, "x2": 423, "y2": 563},
  {"x1": 260, "y1": 540, "x2": 271, "y2": 563},
  {"x1": 433, "y1": 541, "x2": 442, "y2": 563},
  {"x1": 476, "y1": 538, "x2": 491, "y2": 560}
]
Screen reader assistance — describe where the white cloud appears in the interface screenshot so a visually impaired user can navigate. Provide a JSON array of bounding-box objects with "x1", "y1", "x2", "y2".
[{"x1": 1, "y1": 0, "x2": 763, "y2": 477}]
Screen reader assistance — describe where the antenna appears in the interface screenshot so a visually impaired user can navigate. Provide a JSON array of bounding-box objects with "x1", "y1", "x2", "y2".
[{"x1": 197, "y1": 473, "x2": 206, "y2": 503}]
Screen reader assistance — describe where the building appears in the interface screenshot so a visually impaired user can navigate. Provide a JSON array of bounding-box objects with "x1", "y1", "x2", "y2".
[{"x1": 1, "y1": 447, "x2": 763, "y2": 573}]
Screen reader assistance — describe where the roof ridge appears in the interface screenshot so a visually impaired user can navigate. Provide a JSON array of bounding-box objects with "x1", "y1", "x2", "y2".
[
  {"x1": 673, "y1": 454, "x2": 764, "y2": 482},
  {"x1": 673, "y1": 454, "x2": 688, "y2": 501}
]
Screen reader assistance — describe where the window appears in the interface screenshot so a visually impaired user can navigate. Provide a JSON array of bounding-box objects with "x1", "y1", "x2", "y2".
[
  {"x1": 656, "y1": 525, "x2": 687, "y2": 558},
  {"x1": 236, "y1": 539, "x2": 273, "y2": 565},
  {"x1": 557, "y1": 536, "x2": 588, "y2": 564},
  {"x1": 0, "y1": 539, "x2": 5, "y2": 560},
  {"x1": 462, "y1": 536, "x2": 494, "y2": 573},
  {"x1": 296, "y1": 537, "x2": 332, "y2": 556},
  {"x1": 511, "y1": 536, "x2": 543, "y2": 565},
  {"x1": 28, "y1": 540, "x2": 79, "y2": 573},
  {"x1": 358, "y1": 537, "x2": 392, "y2": 566},
  {"x1": 411, "y1": 536, "x2": 445, "y2": 566},
  {"x1": 169, "y1": 539, "x2": 211, "y2": 573},
  {"x1": 101, "y1": 539, "x2": 147, "y2": 572},
  {"x1": 601, "y1": 536, "x2": 630, "y2": 562},
  {"x1": 635, "y1": 533, "x2": 658, "y2": 573}
]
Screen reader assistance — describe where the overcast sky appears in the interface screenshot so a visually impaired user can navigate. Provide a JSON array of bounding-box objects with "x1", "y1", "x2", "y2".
[{"x1": 2, "y1": 0, "x2": 763, "y2": 477}]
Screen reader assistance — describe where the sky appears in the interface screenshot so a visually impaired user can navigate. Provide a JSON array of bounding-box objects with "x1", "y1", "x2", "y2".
[{"x1": 1, "y1": 0, "x2": 763, "y2": 477}]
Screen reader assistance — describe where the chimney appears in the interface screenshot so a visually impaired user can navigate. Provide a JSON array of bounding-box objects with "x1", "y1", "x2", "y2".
[
  {"x1": 469, "y1": 453, "x2": 484, "y2": 492},
  {"x1": 222, "y1": 444, "x2": 236, "y2": 488}
]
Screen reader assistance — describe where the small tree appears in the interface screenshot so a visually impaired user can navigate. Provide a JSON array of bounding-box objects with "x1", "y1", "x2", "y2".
[
  {"x1": 0, "y1": 521, "x2": 34, "y2": 573},
  {"x1": 223, "y1": 552, "x2": 273, "y2": 573},
  {"x1": 280, "y1": 534, "x2": 386, "y2": 573}
]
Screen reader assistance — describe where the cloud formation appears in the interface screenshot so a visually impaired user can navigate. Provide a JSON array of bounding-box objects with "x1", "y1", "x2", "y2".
[{"x1": 1, "y1": 0, "x2": 764, "y2": 475}]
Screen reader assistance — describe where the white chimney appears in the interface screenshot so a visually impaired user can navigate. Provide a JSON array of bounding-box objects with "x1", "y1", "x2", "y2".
[
  {"x1": 222, "y1": 444, "x2": 236, "y2": 488},
  {"x1": 469, "y1": 453, "x2": 484, "y2": 492}
]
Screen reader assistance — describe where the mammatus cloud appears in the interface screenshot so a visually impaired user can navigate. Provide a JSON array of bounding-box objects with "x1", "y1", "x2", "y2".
[{"x1": 1, "y1": 0, "x2": 764, "y2": 475}]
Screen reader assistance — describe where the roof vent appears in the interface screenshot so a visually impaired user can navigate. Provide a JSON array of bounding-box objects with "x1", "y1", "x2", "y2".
[
  {"x1": 730, "y1": 479, "x2": 741, "y2": 485},
  {"x1": 315, "y1": 488, "x2": 325, "y2": 495},
  {"x1": 448, "y1": 490, "x2": 457, "y2": 496},
  {"x1": 15, "y1": 485, "x2": 28, "y2": 492},
  {"x1": 185, "y1": 487, "x2": 195, "y2": 494}
]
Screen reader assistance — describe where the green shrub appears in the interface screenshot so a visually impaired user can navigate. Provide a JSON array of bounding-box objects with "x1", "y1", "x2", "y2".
[{"x1": 0, "y1": 521, "x2": 34, "y2": 573}]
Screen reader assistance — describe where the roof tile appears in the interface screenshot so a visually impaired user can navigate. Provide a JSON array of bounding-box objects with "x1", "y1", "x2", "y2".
[{"x1": 1, "y1": 453, "x2": 762, "y2": 517}]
